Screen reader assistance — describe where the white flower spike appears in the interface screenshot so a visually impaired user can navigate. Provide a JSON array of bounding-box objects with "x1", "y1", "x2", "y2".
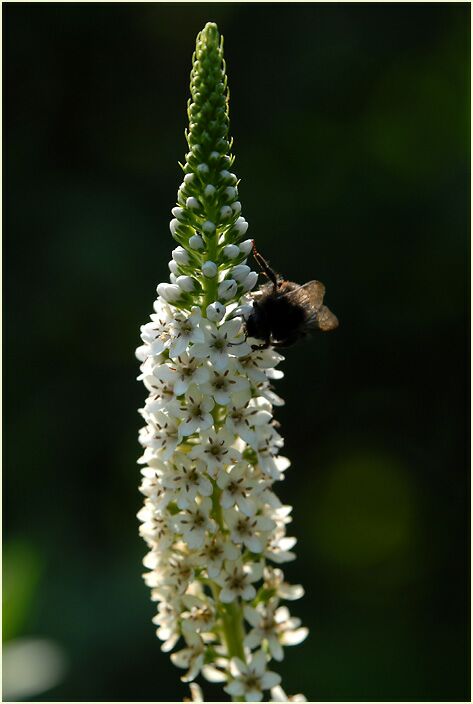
[{"x1": 137, "y1": 22, "x2": 308, "y2": 702}]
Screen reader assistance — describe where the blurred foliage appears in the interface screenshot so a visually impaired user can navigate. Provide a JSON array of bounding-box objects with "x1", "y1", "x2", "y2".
[
  {"x1": 4, "y1": 3, "x2": 469, "y2": 702},
  {"x1": 3, "y1": 541, "x2": 44, "y2": 642}
]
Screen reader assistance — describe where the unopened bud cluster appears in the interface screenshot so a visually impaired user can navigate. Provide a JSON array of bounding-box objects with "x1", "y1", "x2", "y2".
[{"x1": 136, "y1": 23, "x2": 307, "y2": 702}]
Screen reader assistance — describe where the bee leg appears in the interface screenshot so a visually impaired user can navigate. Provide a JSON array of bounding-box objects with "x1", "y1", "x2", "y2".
[
  {"x1": 251, "y1": 334, "x2": 271, "y2": 351},
  {"x1": 252, "y1": 242, "x2": 279, "y2": 288}
]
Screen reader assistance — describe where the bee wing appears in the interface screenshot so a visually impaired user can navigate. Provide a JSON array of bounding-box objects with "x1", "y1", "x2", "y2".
[
  {"x1": 281, "y1": 280, "x2": 326, "y2": 308},
  {"x1": 280, "y1": 280, "x2": 338, "y2": 332},
  {"x1": 313, "y1": 304, "x2": 339, "y2": 331}
]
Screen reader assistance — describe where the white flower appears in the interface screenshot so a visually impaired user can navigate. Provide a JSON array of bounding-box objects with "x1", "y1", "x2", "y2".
[
  {"x1": 265, "y1": 528, "x2": 297, "y2": 564},
  {"x1": 255, "y1": 428, "x2": 290, "y2": 481},
  {"x1": 188, "y1": 427, "x2": 240, "y2": 478},
  {"x1": 170, "y1": 626, "x2": 205, "y2": 682},
  {"x1": 224, "y1": 508, "x2": 275, "y2": 553},
  {"x1": 224, "y1": 650, "x2": 281, "y2": 702},
  {"x1": 263, "y1": 566, "x2": 305, "y2": 601},
  {"x1": 173, "y1": 497, "x2": 216, "y2": 549},
  {"x1": 200, "y1": 365, "x2": 250, "y2": 405},
  {"x1": 141, "y1": 375, "x2": 179, "y2": 415},
  {"x1": 138, "y1": 466, "x2": 167, "y2": 501},
  {"x1": 161, "y1": 453, "x2": 212, "y2": 509},
  {"x1": 216, "y1": 559, "x2": 263, "y2": 603},
  {"x1": 163, "y1": 554, "x2": 196, "y2": 595},
  {"x1": 235, "y1": 347, "x2": 285, "y2": 384},
  {"x1": 192, "y1": 318, "x2": 251, "y2": 371},
  {"x1": 138, "y1": 311, "x2": 172, "y2": 358},
  {"x1": 225, "y1": 400, "x2": 273, "y2": 449},
  {"x1": 137, "y1": 503, "x2": 174, "y2": 551},
  {"x1": 144, "y1": 552, "x2": 196, "y2": 596},
  {"x1": 155, "y1": 354, "x2": 209, "y2": 396},
  {"x1": 138, "y1": 411, "x2": 180, "y2": 461},
  {"x1": 243, "y1": 602, "x2": 308, "y2": 661},
  {"x1": 178, "y1": 388, "x2": 214, "y2": 438},
  {"x1": 217, "y1": 462, "x2": 259, "y2": 516},
  {"x1": 168, "y1": 307, "x2": 204, "y2": 358},
  {"x1": 152, "y1": 598, "x2": 181, "y2": 652},
  {"x1": 198, "y1": 534, "x2": 240, "y2": 579},
  {"x1": 181, "y1": 594, "x2": 216, "y2": 633}
]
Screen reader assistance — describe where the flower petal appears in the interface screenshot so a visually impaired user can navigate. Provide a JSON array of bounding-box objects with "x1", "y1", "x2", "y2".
[{"x1": 260, "y1": 671, "x2": 282, "y2": 689}]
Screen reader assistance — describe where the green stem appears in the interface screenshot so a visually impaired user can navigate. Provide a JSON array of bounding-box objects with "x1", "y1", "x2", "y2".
[
  {"x1": 206, "y1": 357, "x2": 246, "y2": 698},
  {"x1": 222, "y1": 600, "x2": 246, "y2": 701},
  {"x1": 208, "y1": 454, "x2": 247, "y2": 700},
  {"x1": 211, "y1": 482, "x2": 225, "y2": 530},
  {"x1": 221, "y1": 600, "x2": 246, "y2": 660}
]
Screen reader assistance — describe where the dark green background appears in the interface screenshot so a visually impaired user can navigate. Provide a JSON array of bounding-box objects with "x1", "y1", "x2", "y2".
[{"x1": 4, "y1": 3, "x2": 470, "y2": 701}]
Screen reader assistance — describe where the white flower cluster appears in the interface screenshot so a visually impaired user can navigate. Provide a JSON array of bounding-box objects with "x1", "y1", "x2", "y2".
[{"x1": 136, "y1": 290, "x2": 308, "y2": 700}]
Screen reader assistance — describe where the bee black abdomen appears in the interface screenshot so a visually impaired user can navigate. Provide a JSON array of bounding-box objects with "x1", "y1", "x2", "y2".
[
  {"x1": 258, "y1": 294, "x2": 306, "y2": 342},
  {"x1": 246, "y1": 310, "x2": 268, "y2": 340}
]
